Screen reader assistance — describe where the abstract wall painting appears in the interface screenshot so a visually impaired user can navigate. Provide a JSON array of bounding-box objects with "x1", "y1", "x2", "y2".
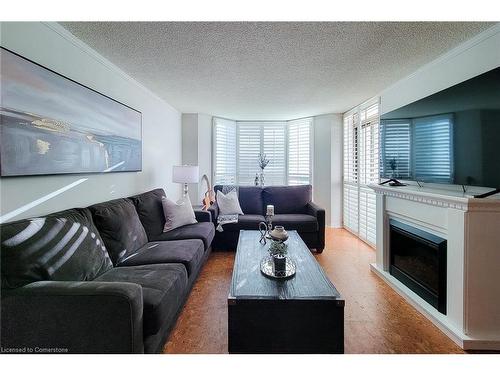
[{"x1": 0, "y1": 47, "x2": 142, "y2": 177}]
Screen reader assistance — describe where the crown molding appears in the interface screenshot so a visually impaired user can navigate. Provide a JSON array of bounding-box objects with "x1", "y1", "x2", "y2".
[
  {"x1": 379, "y1": 23, "x2": 500, "y2": 104},
  {"x1": 42, "y1": 22, "x2": 179, "y2": 114}
]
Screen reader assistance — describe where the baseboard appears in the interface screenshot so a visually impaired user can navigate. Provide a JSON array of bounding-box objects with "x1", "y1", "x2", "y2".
[
  {"x1": 462, "y1": 339, "x2": 500, "y2": 351},
  {"x1": 370, "y1": 263, "x2": 500, "y2": 351}
]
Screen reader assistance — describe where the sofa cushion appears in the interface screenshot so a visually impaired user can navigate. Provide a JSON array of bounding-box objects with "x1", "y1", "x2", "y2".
[
  {"x1": 95, "y1": 264, "x2": 188, "y2": 336},
  {"x1": 117, "y1": 239, "x2": 204, "y2": 277},
  {"x1": 272, "y1": 214, "x2": 319, "y2": 233},
  {"x1": 263, "y1": 185, "x2": 312, "y2": 214},
  {"x1": 219, "y1": 214, "x2": 265, "y2": 232},
  {"x1": 239, "y1": 186, "x2": 265, "y2": 215},
  {"x1": 215, "y1": 185, "x2": 264, "y2": 215},
  {"x1": 161, "y1": 196, "x2": 197, "y2": 232},
  {"x1": 151, "y1": 222, "x2": 214, "y2": 251},
  {"x1": 88, "y1": 198, "x2": 148, "y2": 265},
  {"x1": 216, "y1": 190, "x2": 244, "y2": 215},
  {"x1": 1, "y1": 209, "x2": 113, "y2": 289},
  {"x1": 129, "y1": 189, "x2": 166, "y2": 241}
]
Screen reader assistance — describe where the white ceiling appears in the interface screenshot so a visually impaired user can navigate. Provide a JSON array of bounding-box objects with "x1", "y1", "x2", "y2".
[{"x1": 61, "y1": 22, "x2": 493, "y2": 120}]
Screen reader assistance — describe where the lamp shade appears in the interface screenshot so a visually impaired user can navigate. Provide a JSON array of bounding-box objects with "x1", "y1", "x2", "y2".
[{"x1": 172, "y1": 165, "x2": 199, "y2": 183}]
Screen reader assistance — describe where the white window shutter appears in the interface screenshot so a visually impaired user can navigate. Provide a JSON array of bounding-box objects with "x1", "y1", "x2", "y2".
[
  {"x1": 263, "y1": 122, "x2": 287, "y2": 185},
  {"x1": 213, "y1": 118, "x2": 237, "y2": 185},
  {"x1": 214, "y1": 118, "x2": 311, "y2": 187},
  {"x1": 357, "y1": 103, "x2": 379, "y2": 246},
  {"x1": 343, "y1": 100, "x2": 379, "y2": 246},
  {"x1": 343, "y1": 112, "x2": 359, "y2": 234},
  {"x1": 359, "y1": 186, "x2": 377, "y2": 244},
  {"x1": 359, "y1": 105, "x2": 379, "y2": 186},
  {"x1": 237, "y1": 122, "x2": 262, "y2": 185},
  {"x1": 288, "y1": 118, "x2": 312, "y2": 185}
]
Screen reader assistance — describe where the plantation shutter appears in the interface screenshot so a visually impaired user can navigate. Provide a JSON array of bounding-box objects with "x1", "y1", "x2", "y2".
[
  {"x1": 237, "y1": 122, "x2": 262, "y2": 185},
  {"x1": 380, "y1": 119, "x2": 411, "y2": 179},
  {"x1": 213, "y1": 118, "x2": 237, "y2": 185},
  {"x1": 413, "y1": 114, "x2": 453, "y2": 183},
  {"x1": 359, "y1": 104, "x2": 380, "y2": 186},
  {"x1": 358, "y1": 103, "x2": 379, "y2": 245},
  {"x1": 343, "y1": 111, "x2": 359, "y2": 233},
  {"x1": 214, "y1": 119, "x2": 311, "y2": 187},
  {"x1": 343, "y1": 99, "x2": 379, "y2": 246},
  {"x1": 287, "y1": 118, "x2": 312, "y2": 185},
  {"x1": 263, "y1": 122, "x2": 287, "y2": 185}
]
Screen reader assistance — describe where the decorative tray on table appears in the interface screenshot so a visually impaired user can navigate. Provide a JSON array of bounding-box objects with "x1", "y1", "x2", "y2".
[{"x1": 260, "y1": 256, "x2": 296, "y2": 279}]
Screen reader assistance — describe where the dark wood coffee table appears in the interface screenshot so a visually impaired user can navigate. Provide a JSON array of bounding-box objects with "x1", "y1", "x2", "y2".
[{"x1": 228, "y1": 230, "x2": 344, "y2": 354}]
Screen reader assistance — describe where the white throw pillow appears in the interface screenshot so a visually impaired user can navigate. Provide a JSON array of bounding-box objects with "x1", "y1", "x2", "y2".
[
  {"x1": 161, "y1": 195, "x2": 197, "y2": 232},
  {"x1": 217, "y1": 190, "x2": 244, "y2": 215}
]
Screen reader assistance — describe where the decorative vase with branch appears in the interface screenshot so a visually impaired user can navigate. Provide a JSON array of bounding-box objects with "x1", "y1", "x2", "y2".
[{"x1": 258, "y1": 153, "x2": 270, "y2": 187}]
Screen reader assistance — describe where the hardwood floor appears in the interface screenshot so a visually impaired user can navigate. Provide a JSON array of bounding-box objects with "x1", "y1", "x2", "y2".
[{"x1": 163, "y1": 228, "x2": 464, "y2": 354}]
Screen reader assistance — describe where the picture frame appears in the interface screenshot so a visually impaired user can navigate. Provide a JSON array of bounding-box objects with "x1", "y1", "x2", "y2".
[{"x1": 0, "y1": 47, "x2": 142, "y2": 177}]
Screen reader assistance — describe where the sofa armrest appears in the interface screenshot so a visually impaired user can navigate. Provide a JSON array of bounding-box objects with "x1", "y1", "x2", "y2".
[
  {"x1": 307, "y1": 201, "x2": 325, "y2": 219},
  {"x1": 194, "y1": 209, "x2": 212, "y2": 223},
  {"x1": 307, "y1": 202, "x2": 326, "y2": 251},
  {"x1": 207, "y1": 203, "x2": 219, "y2": 225},
  {"x1": 1, "y1": 280, "x2": 144, "y2": 353}
]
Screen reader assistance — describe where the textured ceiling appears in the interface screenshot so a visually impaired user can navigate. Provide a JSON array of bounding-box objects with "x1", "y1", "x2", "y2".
[{"x1": 61, "y1": 22, "x2": 493, "y2": 120}]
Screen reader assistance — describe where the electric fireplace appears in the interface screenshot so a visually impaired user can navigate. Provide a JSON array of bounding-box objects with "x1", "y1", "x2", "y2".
[{"x1": 389, "y1": 219, "x2": 447, "y2": 314}]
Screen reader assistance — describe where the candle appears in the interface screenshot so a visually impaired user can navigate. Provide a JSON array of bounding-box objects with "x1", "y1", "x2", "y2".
[{"x1": 266, "y1": 205, "x2": 274, "y2": 216}]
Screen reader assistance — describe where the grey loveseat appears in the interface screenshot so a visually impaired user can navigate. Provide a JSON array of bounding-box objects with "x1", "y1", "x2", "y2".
[
  {"x1": 210, "y1": 185, "x2": 325, "y2": 252},
  {"x1": 0, "y1": 188, "x2": 214, "y2": 353}
]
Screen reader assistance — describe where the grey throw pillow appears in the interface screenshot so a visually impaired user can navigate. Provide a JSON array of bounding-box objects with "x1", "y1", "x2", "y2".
[
  {"x1": 217, "y1": 190, "x2": 244, "y2": 215},
  {"x1": 161, "y1": 195, "x2": 197, "y2": 232}
]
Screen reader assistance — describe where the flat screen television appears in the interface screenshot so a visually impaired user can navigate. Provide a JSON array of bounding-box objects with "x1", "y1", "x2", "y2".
[{"x1": 379, "y1": 66, "x2": 500, "y2": 196}]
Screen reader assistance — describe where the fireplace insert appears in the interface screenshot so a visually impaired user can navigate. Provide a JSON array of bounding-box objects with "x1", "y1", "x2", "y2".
[{"x1": 389, "y1": 220, "x2": 447, "y2": 314}]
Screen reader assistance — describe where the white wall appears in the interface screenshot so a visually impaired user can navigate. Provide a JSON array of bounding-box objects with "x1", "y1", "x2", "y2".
[
  {"x1": 381, "y1": 24, "x2": 500, "y2": 115},
  {"x1": 197, "y1": 113, "x2": 213, "y2": 200},
  {"x1": 181, "y1": 114, "x2": 199, "y2": 202},
  {"x1": 181, "y1": 113, "x2": 213, "y2": 204},
  {"x1": 313, "y1": 114, "x2": 343, "y2": 227},
  {"x1": 330, "y1": 115, "x2": 343, "y2": 228},
  {"x1": 0, "y1": 22, "x2": 182, "y2": 222}
]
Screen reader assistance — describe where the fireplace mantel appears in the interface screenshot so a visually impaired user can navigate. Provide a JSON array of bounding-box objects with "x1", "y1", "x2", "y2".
[
  {"x1": 368, "y1": 183, "x2": 500, "y2": 350},
  {"x1": 369, "y1": 183, "x2": 500, "y2": 212}
]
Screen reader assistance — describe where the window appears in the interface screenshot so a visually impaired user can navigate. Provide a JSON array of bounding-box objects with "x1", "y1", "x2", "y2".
[
  {"x1": 237, "y1": 122, "x2": 263, "y2": 185},
  {"x1": 343, "y1": 99, "x2": 379, "y2": 246},
  {"x1": 358, "y1": 103, "x2": 379, "y2": 245},
  {"x1": 213, "y1": 118, "x2": 237, "y2": 184},
  {"x1": 213, "y1": 118, "x2": 312, "y2": 186},
  {"x1": 288, "y1": 118, "x2": 312, "y2": 185},
  {"x1": 263, "y1": 122, "x2": 287, "y2": 185},
  {"x1": 237, "y1": 122, "x2": 287, "y2": 185},
  {"x1": 343, "y1": 112, "x2": 359, "y2": 233}
]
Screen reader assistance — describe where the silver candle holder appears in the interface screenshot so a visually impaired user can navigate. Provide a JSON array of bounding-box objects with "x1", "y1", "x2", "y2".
[{"x1": 265, "y1": 204, "x2": 274, "y2": 239}]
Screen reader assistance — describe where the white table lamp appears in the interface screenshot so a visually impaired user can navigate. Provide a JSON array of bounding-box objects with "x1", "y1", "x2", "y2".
[{"x1": 172, "y1": 165, "x2": 199, "y2": 197}]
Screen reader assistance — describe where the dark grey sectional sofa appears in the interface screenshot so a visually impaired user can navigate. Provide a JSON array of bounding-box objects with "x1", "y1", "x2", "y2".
[
  {"x1": 0, "y1": 188, "x2": 215, "y2": 353},
  {"x1": 210, "y1": 185, "x2": 325, "y2": 252}
]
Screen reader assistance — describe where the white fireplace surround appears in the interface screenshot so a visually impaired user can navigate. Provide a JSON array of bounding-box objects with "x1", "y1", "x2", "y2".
[{"x1": 369, "y1": 183, "x2": 500, "y2": 350}]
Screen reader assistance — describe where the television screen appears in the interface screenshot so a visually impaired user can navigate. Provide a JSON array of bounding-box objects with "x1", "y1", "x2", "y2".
[{"x1": 380, "y1": 67, "x2": 500, "y2": 189}]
